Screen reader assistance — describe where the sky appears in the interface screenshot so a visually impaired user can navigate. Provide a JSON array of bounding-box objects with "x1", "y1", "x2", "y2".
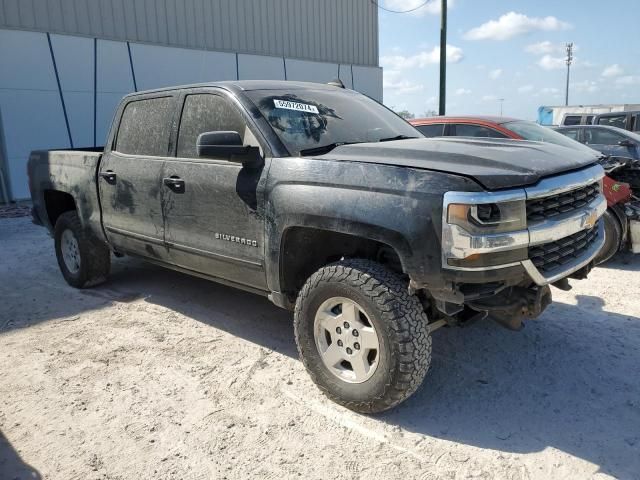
[{"x1": 378, "y1": 0, "x2": 640, "y2": 120}]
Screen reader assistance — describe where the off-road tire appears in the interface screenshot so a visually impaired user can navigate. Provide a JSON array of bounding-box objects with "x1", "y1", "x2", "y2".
[
  {"x1": 294, "y1": 259, "x2": 431, "y2": 413},
  {"x1": 54, "y1": 211, "x2": 111, "y2": 288},
  {"x1": 595, "y1": 209, "x2": 622, "y2": 265}
]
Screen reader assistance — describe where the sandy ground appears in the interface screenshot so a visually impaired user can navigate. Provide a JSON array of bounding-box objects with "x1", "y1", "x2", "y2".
[{"x1": 1, "y1": 216, "x2": 639, "y2": 480}]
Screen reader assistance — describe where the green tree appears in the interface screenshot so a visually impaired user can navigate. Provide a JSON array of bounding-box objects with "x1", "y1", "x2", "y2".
[{"x1": 394, "y1": 109, "x2": 415, "y2": 120}]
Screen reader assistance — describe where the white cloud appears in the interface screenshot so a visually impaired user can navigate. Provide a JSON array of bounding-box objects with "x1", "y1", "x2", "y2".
[
  {"x1": 381, "y1": 0, "x2": 454, "y2": 16},
  {"x1": 538, "y1": 54, "x2": 565, "y2": 70},
  {"x1": 381, "y1": 44, "x2": 464, "y2": 70},
  {"x1": 615, "y1": 75, "x2": 640, "y2": 86},
  {"x1": 571, "y1": 80, "x2": 599, "y2": 93},
  {"x1": 488, "y1": 68, "x2": 502, "y2": 80},
  {"x1": 464, "y1": 12, "x2": 571, "y2": 41},
  {"x1": 383, "y1": 69, "x2": 424, "y2": 94},
  {"x1": 541, "y1": 87, "x2": 559, "y2": 94},
  {"x1": 517, "y1": 85, "x2": 534, "y2": 93},
  {"x1": 455, "y1": 88, "x2": 472, "y2": 96},
  {"x1": 482, "y1": 95, "x2": 498, "y2": 102},
  {"x1": 525, "y1": 41, "x2": 579, "y2": 56},
  {"x1": 602, "y1": 64, "x2": 624, "y2": 77},
  {"x1": 525, "y1": 41, "x2": 556, "y2": 55}
]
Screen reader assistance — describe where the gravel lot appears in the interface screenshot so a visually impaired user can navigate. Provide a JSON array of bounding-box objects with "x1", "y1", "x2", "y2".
[{"x1": 1, "y1": 216, "x2": 639, "y2": 480}]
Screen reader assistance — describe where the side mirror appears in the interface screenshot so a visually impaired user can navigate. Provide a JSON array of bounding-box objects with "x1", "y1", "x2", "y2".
[
  {"x1": 618, "y1": 139, "x2": 635, "y2": 148},
  {"x1": 196, "y1": 131, "x2": 261, "y2": 166}
]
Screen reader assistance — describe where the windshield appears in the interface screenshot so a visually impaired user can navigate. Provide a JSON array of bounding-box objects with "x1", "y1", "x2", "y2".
[
  {"x1": 619, "y1": 129, "x2": 640, "y2": 142},
  {"x1": 246, "y1": 88, "x2": 421, "y2": 156},
  {"x1": 504, "y1": 120, "x2": 599, "y2": 155}
]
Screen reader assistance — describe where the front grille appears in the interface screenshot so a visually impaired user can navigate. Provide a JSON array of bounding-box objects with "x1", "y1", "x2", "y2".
[
  {"x1": 528, "y1": 224, "x2": 599, "y2": 273},
  {"x1": 526, "y1": 182, "x2": 600, "y2": 222}
]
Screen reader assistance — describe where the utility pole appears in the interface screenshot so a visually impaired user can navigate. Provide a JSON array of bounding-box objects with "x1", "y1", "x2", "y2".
[
  {"x1": 565, "y1": 42, "x2": 573, "y2": 106},
  {"x1": 438, "y1": 0, "x2": 447, "y2": 116},
  {"x1": 498, "y1": 98, "x2": 504, "y2": 116}
]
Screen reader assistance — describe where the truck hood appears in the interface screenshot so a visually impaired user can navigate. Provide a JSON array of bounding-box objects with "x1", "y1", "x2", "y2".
[{"x1": 319, "y1": 137, "x2": 601, "y2": 190}]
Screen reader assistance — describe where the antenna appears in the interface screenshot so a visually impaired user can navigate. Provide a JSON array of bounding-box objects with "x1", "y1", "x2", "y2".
[{"x1": 565, "y1": 42, "x2": 573, "y2": 106}]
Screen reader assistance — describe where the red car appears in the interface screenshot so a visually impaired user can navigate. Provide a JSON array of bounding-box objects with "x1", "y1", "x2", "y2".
[{"x1": 410, "y1": 116, "x2": 633, "y2": 263}]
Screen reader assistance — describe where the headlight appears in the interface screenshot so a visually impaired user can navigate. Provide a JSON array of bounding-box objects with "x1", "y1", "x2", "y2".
[{"x1": 447, "y1": 200, "x2": 527, "y2": 234}]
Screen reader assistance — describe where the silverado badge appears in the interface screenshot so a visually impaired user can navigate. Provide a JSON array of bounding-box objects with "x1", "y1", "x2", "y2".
[{"x1": 215, "y1": 233, "x2": 258, "y2": 247}]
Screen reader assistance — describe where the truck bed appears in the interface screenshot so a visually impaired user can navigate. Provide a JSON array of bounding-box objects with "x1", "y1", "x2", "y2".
[{"x1": 28, "y1": 148, "x2": 105, "y2": 238}]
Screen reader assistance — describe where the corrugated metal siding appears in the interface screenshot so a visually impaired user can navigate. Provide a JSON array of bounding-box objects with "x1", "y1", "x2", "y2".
[{"x1": 0, "y1": 0, "x2": 379, "y2": 66}]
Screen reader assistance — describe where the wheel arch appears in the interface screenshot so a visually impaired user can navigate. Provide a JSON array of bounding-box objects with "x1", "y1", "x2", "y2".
[
  {"x1": 273, "y1": 219, "x2": 413, "y2": 303},
  {"x1": 43, "y1": 189, "x2": 77, "y2": 229}
]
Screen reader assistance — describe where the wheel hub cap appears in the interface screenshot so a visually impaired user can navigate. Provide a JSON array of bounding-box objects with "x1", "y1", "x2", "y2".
[
  {"x1": 61, "y1": 229, "x2": 81, "y2": 274},
  {"x1": 314, "y1": 297, "x2": 380, "y2": 384}
]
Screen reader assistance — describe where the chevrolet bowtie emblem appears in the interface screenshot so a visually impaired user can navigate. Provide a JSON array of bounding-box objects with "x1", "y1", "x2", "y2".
[{"x1": 584, "y1": 210, "x2": 598, "y2": 229}]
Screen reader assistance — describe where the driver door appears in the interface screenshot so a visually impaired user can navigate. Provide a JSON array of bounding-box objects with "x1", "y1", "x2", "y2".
[{"x1": 161, "y1": 90, "x2": 269, "y2": 291}]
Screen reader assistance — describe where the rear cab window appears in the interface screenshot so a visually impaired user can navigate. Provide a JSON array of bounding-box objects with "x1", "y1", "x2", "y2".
[
  {"x1": 451, "y1": 124, "x2": 507, "y2": 138},
  {"x1": 115, "y1": 96, "x2": 175, "y2": 156},
  {"x1": 415, "y1": 124, "x2": 444, "y2": 137}
]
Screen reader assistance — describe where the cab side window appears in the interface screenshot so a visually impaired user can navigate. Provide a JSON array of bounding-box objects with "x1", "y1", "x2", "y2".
[
  {"x1": 116, "y1": 96, "x2": 174, "y2": 156},
  {"x1": 560, "y1": 128, "x2": 580, "y2": 141},
  {"x1": 563, "y1": 115, "x2": 582, "y2": 126},
  {"x1": 177, "y1": 94, "x2": 246, "y2": 158},
  {"x1": 452, "y1": 124, "x2": 507, "y2": 138},
  {"x1": 597, "y1": 114, "x2": 626, "y2": 130},
  {"x1": 585, "y1": 128, "x2": 625, "y2": 145},
  {"x1": 415, "y1": 124, "x2": 444, "y2": 137}
]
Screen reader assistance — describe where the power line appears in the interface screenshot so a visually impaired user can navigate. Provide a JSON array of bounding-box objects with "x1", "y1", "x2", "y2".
[{"x1": 370, "y1": 0, "x2": 435, "y2": 14}]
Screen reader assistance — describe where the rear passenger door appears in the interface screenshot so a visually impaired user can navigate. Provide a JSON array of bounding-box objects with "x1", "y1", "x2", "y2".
[
  {"x1": 99, "y1": 94, "x2": 177, "y2": 259},
  {"x1": 161, "y1": 90, "x2": 269, "y2": 290}
]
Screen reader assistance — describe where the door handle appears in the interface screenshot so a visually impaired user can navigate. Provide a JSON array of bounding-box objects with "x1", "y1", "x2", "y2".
[
  {"x1": 163, "y1": 176, "x2": 185, "y2": 193},
  {"x1": 100, "y1": 170, "x2": 117, "y2": 184}
]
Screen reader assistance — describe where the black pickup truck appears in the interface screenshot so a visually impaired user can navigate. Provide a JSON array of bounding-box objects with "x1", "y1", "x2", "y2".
[{"x1": 28, "y1": 80, "x2": 606, "y2": 412}]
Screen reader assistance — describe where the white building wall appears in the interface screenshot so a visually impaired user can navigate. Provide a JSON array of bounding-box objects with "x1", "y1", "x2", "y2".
[{"x1": 0, "y1": 28, "x2": 382, "y2": 201}]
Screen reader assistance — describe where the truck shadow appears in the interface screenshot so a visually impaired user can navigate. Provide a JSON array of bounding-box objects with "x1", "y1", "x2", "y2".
[
  {"x1": 597, "y1": 251, "x2": 640, "y2": 272},
  {"x1": 104, "y1": 258, "x2": 640, "y2": 479},
  {"x1": 0, "y1": 431, "x2": 41, "y2": 480},
  {"x1": 380, "y1": 294, "x2": 640, "y2": 479}
]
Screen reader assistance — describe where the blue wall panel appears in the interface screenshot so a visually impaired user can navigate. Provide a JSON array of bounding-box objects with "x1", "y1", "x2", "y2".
[
  {"x1": 131, "y1": 43, "x2": 237, "y2": 90},
  {"x1": 50, "y1": 34, "x2": 94, "y2": 147},
  {"x1": 0, "y1": 28, "x2": 382, "y2": 200},
  {"x1": 285, "y1": 59, "x2": 339, "y2": 84},
  {"x1": 238, "y1": 54, "x2": 285, "y2": 81},
  {"x1": 96, "y1": 40, "x2": 135, "y2": 144},
  {"x1": 0, "y1": 29, "x2": 69, "y2": 199}
]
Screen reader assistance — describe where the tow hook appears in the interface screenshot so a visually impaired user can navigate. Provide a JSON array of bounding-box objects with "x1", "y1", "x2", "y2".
[
  {"x1": 552, "y1": 278, "x2": 572, "y2": 291},
  {"x1": 468, "y1": 285, "x2": 552, "y2": 331}
]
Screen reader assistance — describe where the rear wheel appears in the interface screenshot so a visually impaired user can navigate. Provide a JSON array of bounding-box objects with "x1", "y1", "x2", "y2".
[
  {"x1": 294, "y1": 259, "x2": 431, "y2": 413},
  {"x1": 54, "y1": 211, "x2": 111, "y2": 288},
  {"x1": 595, "y1": 209, "x2": 623, "y2": 264}
]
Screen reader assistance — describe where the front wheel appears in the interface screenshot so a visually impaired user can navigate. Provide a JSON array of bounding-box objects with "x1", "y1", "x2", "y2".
[
  {"x1": 294, "y1": 259, "x2": 432, "y2": 413},
  {"x1": 595, "y1": 209, "x2": 623, "y2": 265},
  {"x1": 54, "y1": 211, "x2": 111, "y2": 288}
]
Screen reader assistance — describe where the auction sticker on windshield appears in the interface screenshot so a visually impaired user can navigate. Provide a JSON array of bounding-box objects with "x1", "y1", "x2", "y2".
[{"x1": 274, "y1": 99, "x2": 319, "y2": 114}]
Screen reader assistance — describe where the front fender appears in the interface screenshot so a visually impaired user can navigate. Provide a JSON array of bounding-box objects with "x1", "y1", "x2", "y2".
[{"x1": 263, "y1": 156, "x2": 483, "y2": 293}]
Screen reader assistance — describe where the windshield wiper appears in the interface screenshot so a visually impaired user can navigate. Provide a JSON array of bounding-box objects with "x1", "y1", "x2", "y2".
[
  {"x1": 299, "y1": 141, "x2": 361, "y2": 156},
  {"x1": 378, "y1": 135, "x2": 419, "y2": 142}
]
